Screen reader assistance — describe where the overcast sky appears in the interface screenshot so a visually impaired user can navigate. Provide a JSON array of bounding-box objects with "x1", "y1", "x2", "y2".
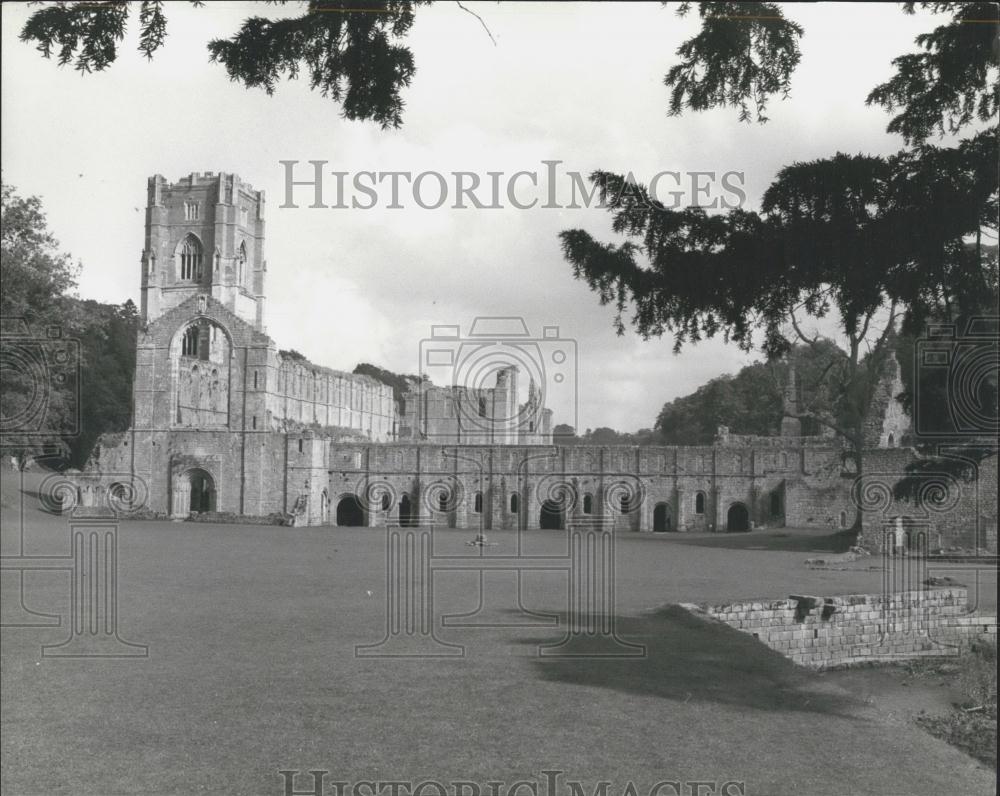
[{"x1": 1, "y1": 2, "x2": 934, "y2": 432}]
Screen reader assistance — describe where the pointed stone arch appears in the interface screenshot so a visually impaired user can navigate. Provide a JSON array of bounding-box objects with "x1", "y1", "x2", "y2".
[
  {"x1": 170, "y1": 316, "x2": 233, "y2": 428},
  {"x1": 175, "y1": 233, "x2": 204, "y2": 282},
  {"x1": 237, "y1": 240, "x2": 249, "y2": 288}
]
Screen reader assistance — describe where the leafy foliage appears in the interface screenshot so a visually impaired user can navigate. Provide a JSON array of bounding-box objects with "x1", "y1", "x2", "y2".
[
  {"x1": 913, "y1": 640, "x2": 997, "y2": 767},
  {"x1": 19, "y1": 0, "x2": 198, "y2": 70},
  {"x1": 65, "y1": 298, "x2": 138, "y2": 467},
  {"x1": 19, "y1": 0, "x2": 425, "y2": 129},
  {"x1": 655, "y1": 368, "x2": 781, "y2": 445},
  {"x1": 1, "y1": 184, "x2": 79, "y2": 323},
  {"x1": 550, "y1": 426, "x2": 662, "y2": 446},
  {"x1": 664, "y1": 1, "x2": 804, "y2": 123},
  {"x1": 207, "y1": 1, "x2": 424, "y2": 129},
  {"x1": 561, "y1": 129, "x2": 996, "y2": 360},
  {"x1": 867, "y1": 2, "x2": 1000, "y2": 145},
  {"x1": 1, "y1": 183, "x2": 80, "y2": 460},
  {"x1": 1, "y1": 184, "x2": 136, "y2": 465},
  {"x1": 352, "y1": 361, "x2": 421, "y2": 406},
  {"x1": 654, "y1": 341, "x2": 845, "y2": 444},
  {"x1": 561, "y1": 1, "x2": 998, "y2": 462}
]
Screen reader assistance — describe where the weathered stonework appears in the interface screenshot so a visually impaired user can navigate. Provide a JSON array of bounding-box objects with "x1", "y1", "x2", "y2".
[
  {"x1": 858, "y1": 448, "x2": 998, "y2": 553},
  {"x1": 687, "y1": 588, "x2": 997, "y2": 668},
  {"x1": 79, "y1": 172, "x2": 996, "y2": 549}
]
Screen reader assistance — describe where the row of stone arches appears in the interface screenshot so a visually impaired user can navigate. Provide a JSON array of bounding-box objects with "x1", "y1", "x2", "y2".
[
  {"x1": 316, "y1": 490, "x2": 753, "y2": 531},
  {"x1": 649, "y1": 500, "x2": 750, "y2": 532},
  {"x1": 320, "y1": 493, "x2": 604, "y2": 530},
  {"x1": 324, "y1": 493, "x2": 560, "y2": 529}
]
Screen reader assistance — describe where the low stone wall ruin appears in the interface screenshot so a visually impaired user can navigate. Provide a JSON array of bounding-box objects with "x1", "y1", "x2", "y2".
[{"x1": 683, "y1": 588, "x2": 997, "y2": 669}]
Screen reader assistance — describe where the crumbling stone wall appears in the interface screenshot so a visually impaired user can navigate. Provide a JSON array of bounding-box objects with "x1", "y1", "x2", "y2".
[
  {"x1": 858, "y1": 448, "x2": 998, "y2": 553},
  {"x1": 688, "y1": 588, "x2": 997, "y2": 668}
]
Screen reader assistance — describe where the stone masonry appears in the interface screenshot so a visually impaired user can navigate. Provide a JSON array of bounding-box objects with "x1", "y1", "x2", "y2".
[
  {"x1": 687, "y1": 588, "x2": 997, "y2": 668},
  {"x1": 79, "y1": 172, "x2": 996, "y2": 548}
]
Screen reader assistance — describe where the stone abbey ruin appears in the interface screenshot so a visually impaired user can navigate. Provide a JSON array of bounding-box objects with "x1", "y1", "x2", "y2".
[{"x1": 79, "y1": 172, "x2": 996, "y2": 553}]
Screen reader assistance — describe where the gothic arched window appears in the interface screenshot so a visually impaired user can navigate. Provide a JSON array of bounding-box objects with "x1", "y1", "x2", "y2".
[
  {"x1": 695, "y1": 492, "x2": 706, "y2": 514},
  {"x1": 237, "y1": 241, "x2": 248, "y2": 287},
  {"x1": 181, "y1": 326, "x2": 199, "y2": 357},
  {"x1": 178, "y1": 234, "x2": 203, "y2": 281}
]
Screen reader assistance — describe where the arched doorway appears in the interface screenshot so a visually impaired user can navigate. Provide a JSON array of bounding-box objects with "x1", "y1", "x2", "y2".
[
  {"x1": 727, "y1": 502, "x2": 750, "y2": 532},
  {"x1": 653, "y1": 502, "x2": 671, "y2": 532},
  {"x1": 188, "y1": 469, "x2": 215, "y2": 513},
  {"x1": 540, "y1": 499, "x2": 564, "y2": 530},
  {"x1": 336, "y1": 495, "x2": 365, "y2": 527},
  {"x1": 399, "y1": 494, "x2": 417, "y2": 527}
]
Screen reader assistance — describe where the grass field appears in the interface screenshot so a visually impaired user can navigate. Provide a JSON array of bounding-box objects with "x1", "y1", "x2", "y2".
[{"x1": 2, "y1": 475, "x2": 996, "y2": 796}]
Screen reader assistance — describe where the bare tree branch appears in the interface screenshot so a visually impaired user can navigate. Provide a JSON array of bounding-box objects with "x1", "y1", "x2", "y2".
[
  {"x1": 455, "y1": 1, "x2": 496, "y2": 46},
  {"x1": 789, "y1": 308, "x2": 820, "y2": 348}
]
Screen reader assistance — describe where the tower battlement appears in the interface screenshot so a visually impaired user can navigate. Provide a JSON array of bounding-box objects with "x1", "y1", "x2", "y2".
[{"x1": 141, "y1": 172, "x2": 267, "y2": 331}]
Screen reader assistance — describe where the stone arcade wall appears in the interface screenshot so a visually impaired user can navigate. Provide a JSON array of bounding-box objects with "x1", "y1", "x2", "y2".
[
  {"x1": 686, "y1": 588, "x2": 997, "y2": 669},
  {"x1": 85, "y1": 424, "x2": 996, "y2": 542},
  {"x1": 292, "y1": 441, "x2": 845, "y2": 531}
]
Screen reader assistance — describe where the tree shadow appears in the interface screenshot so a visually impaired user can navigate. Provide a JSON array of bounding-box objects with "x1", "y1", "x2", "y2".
[{"x1": 517, "y1": 605, "x2": 862, "y2": 718}]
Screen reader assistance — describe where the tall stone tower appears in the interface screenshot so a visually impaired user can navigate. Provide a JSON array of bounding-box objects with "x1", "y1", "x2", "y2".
[
  {"x1": 780, "y1": 363, "x2": 802, "y2": 437},
  {"x1": 494, "y1": 365, "x2": 519, "y2": 443},
  {"x1": 140, "y1": 172, "x2": 267, "y2": 331}
]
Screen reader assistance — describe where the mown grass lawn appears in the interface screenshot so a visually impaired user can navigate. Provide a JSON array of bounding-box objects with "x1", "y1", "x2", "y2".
[{"x1": 2, "y1": 487, "x2": 995, "y2": 796}]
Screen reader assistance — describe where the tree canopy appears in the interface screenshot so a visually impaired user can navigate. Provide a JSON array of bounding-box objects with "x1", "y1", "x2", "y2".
[
  {"x1": 560, "y1": 2, "x2": 999, "y2": 460},
  {"x1": 19, "y1": 0, "x2": 427, "y2": 129},
  {"x1": 1, "y1": 183, "x2": 137, "y2": 466}
]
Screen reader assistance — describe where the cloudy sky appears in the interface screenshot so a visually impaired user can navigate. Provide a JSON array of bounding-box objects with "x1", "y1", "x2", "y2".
[{"x1": 1, "y1": 2, "x2": 933, "y2": 432}]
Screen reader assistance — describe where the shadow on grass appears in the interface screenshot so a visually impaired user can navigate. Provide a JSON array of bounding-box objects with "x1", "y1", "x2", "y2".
[
  {"x1": 645, "y1": 528, "x2": 856, "y2": 554},
  {"x1": 519, "y1": 605, "x2": 860, "y2": 718}
]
